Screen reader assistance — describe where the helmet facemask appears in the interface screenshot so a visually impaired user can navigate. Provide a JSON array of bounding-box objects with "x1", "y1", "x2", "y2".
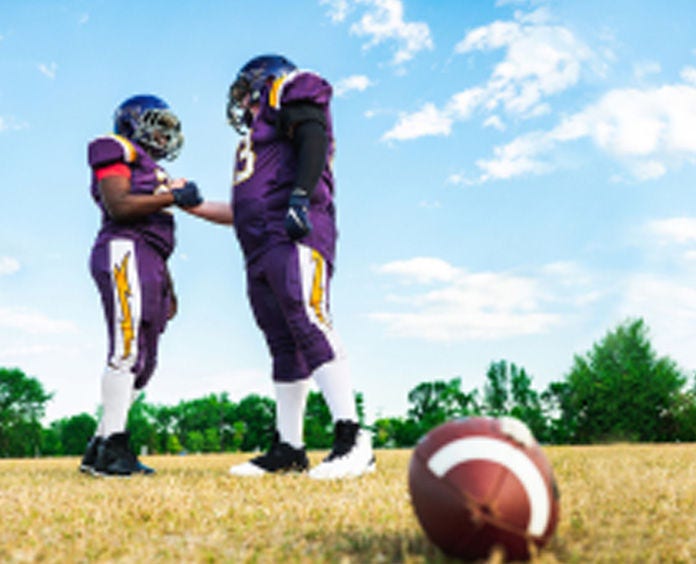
[
  {"x1": 227, "y1": 77, "x2": 254, "y2": 135},
  {"x1": 226, "y1": 55, "x2": 297, "y2": 135},
  {"x1": 133, "y1": 108, "x2": 184, "y2": 161}
]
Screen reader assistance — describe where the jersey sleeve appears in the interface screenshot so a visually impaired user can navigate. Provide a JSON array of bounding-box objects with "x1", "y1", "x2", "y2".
[
  {"x1": 87, "y1": 134, "x2": 138, "y2": 169},
  {"x1": 269, "y1": 71, "x2": 332, "y2": 110}
]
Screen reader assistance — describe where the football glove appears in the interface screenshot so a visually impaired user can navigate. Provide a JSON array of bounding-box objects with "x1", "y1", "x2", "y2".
[
  {"x1": 171, "y1": 181, "x2": 203, "y2": 208},
  {"x1": 285, "y1": 187, "x2": 312, "y2": 240}
]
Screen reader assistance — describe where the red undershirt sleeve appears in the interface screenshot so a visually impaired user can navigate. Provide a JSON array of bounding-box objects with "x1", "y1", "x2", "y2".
[{"x1": 95, "y1": 162, "x2": 132, "y2": 181}]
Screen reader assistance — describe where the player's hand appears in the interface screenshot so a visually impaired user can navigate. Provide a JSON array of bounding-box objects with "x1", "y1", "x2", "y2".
[
  {"x1": 285, "y1": 187, "x2": 312, "y2": 240},
  {"x1": 172, "y1": 181, "x2": 203, "y2": 208}
]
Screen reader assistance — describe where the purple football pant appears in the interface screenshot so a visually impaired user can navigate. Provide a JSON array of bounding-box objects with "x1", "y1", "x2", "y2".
[
  {"x1": 247, "y1": 243, "x2": 343, "y2": 383},
  {"x1": 90, "y1": 237, "x2": 171, "y2": 389}
]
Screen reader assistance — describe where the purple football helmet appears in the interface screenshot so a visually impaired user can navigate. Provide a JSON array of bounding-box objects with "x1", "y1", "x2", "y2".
[
  {"x1": 227, "y1": 54, "x2": 297, "y2": 134},
  {"x1": 113, "y1": 94, "x2": 183, "y2": 161}
]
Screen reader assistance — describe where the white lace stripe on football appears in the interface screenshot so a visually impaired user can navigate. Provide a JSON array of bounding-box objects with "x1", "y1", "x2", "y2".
[{"x1": 427, "y1": 437, "x2": 551, "y2": 537}]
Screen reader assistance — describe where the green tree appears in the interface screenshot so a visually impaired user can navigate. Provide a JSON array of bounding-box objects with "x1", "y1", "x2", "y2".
[
  {"x1": 41, "y1": 424, "x2": 63, "y2": 456},
  {"x1": 166, "y1": 433, "x2": 183, "y2": 454},
  {"x1": 186, "y1": 430, "x2": 205, "y2": 452},
  {"x1": 150, "y1": 404, "x2": 178, "y2": 453},
  {"x1": 407, "y1": 378, "x2": 476, "y2": 430},
  {"x1": 483, "y1": 361, "x2": 509, "y2": 416},
  {"x1": 229, "y1": 421, "x2": 246, "y2": 452},
  {"x1": 565, "y1": 318, "x2": 687, "y2": 443},
  {"x1": 202, "y1": 427, "x2": 221, "y2": 452},
  {"x1": 304, "y1": 391, "x2": 333, "y2": 449},
  {"x1": 668, "y1": 382, "x2": 696, "y2": 441},
  {"x1": 228, "y1": 394, "x2": 275, "y2": 451},
  {"x1": 372, "y1": 416, "x2": 422, "y2": 448},
  {"x1": 482, "y1": 360, "x2": 548, "y2": 441},
  {"x1": 127, "y1": 393, "x2": 159, "y2": 454},
  {"x1": 60, "y1": 413, "x2": 97, "y2": 455},
  {"x1": 0, "y1": 368, "x2": 53, "y2": 457},
  {"x1": 540, "y1": 381, "x2": 575, "y2": 444},
  {"x1": 175, "y1": 394, "x2": 229, "y2": 439}
]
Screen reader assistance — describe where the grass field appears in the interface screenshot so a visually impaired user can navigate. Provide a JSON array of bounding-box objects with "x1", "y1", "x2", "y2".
[{"x1": 0, "y1": 444, "x2": 695, "y2": 563}]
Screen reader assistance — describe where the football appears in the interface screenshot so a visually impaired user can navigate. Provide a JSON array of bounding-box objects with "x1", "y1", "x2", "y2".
[{"x1": 408, "y1": 416, "x2": 560, "y2": 561}]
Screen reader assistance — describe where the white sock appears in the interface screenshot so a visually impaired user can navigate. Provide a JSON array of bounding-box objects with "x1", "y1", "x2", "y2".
[
  {"x1": 274, "y1": 379, "x2": 311, "y2": 449},
  {"x1": 312, "y1": 357, "x2": 358, "y2": 423},
  {"x1": 95, "y1": 416, "x2": 105, "y2": 438},
  {"x1": 100, "y1": 366, "x2": 136, "y2": 437}
]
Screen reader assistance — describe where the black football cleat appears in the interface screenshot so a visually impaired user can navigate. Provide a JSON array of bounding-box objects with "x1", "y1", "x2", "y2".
[
  {"x1": 134, "y1": 459, "x2": 155, "y2": 475},
  {"x1": 229, "y1": 432, "x2": 309, "y2": 476},
  {"x1": 79, "y1": 436, "x2": 103, "y2": 474},
  {"x1": 93, "y1": 431, "x2": 155, "y2": 477}
]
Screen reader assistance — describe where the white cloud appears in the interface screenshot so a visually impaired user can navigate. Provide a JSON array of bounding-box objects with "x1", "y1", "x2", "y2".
[
  {"x1": 619, "y1": 274, "x2": 696, "y2": 368},
  {"x1": 377, "y1": 257, "x2": 459, "y2": 283},
  {"x1": 462, "y1": 10, "x2": 591, "y2": 115},
  {"x1": 473, "y1": 82, "x2": 696, "y2": 182},
  {"x1": 0, "y1": 115, "x2": 28, "y2": 132},
  {"x1": 613, "y1": 219, "x2": 696, "y2": 368},
  {"x1": 575, "y1": 86, "x2": 696, "y2": 156},
  {"x1": 370, "y1": 257, "x2": 569, "y2": 341},
  {"x1": 633, "y1": 61, "x2": 661, "y2": 80},
  {"x1": 38, "y1": 62, "x2": 57, "y2": 79},
  {"x1": 383, "y1": 7, "x2": 593, "y2": 141},
  {"x1": 446, "y1": 172, "x2": 479, "y2": 186},
  {"x1": 0, "y1": 307, "x2": 77, "y2": 334},
  {"x1": 325, "y1": 0, "x2": 433, "y2": 65},
  {"x1": 475, "y1": 130, "x2": 554, "y2": 181},
  {"x1": 334, "y1": 74, "x2": 373, "y2": 97},
  {"x1": 0, "y1": 256, "x2": 20, "y2": 275},
  {"x1": 382, "y1": 103, "x2": 452, "y2": 141},
  {"x1": 681, "y1": 66, "x2": 696, "y2": 85},
  {"x1": 445, "y1": 87, "x2": 487, "y2": 120},
  {"x1": 0, "y1": 344, "x2": 64, "y2": 360},
  {"x1": 483, "y1": 115, "x2": 506, "y2": 131},
  {"x1": 648, "y1": 217, "x2": 696, "y2": 245},
  {"x1": 321, "y1": 0, "x2": 352, "y2": 22},
  {"x1": 629, "y1": 160, "x2": 667, "y2": 181},
  {"x1": 418, "y1": 199, "x2": 441, "y2": 209}
]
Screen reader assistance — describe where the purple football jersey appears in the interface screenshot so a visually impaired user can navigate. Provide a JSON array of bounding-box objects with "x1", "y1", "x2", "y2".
[
  {"x1": 88, "y1": 135, "x2": 175, "y2": 258},
  {"x1": 232, "y1": 71, "x2": 337, "y2": 266}
]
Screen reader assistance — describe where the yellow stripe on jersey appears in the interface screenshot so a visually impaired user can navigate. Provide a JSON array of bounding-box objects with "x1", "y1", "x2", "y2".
[
  {"x1": 113, "y1": 252, "x2": 135, "y2": 360},
  {"x1": 269, "y1": 69, "x2": 302, "y2": 110},
  {"x1": 310, "y1": 249, "x2": 328, "y2": 327},
  {"x1": 269, "y1": 75, "x2": 287, "y2": 110},
  {"x1": 110, "y1": 134, "x2": 138, "y2": 163}
]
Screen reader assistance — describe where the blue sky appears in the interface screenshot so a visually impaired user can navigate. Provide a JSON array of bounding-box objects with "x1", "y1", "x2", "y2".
[{"x1": 2, "y1": 0, "x2": 696, "y2": 424}]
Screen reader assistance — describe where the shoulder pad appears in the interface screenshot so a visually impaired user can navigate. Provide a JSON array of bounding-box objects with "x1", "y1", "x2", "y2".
[
  {"x1": 88, "y1": 134, "x2": 138, "y2": 168},
  {"x1": 269, "y1": 70, "x2": 332, "y2": 110}
]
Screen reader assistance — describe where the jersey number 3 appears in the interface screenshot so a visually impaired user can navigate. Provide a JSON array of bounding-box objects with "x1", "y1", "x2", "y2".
[{"x1": 234, "y1": 133, "x2": 256, "y2": 185}]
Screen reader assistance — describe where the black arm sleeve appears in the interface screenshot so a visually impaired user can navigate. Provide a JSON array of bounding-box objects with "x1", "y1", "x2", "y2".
[
  {"x1": 293, "y1": 120, "x2": 328, "y2": 197},
  {"x1": 277, "y1": 103, "x2": 328, "y2": 198}
]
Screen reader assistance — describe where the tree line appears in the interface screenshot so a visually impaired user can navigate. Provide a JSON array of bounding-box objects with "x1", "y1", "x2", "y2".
[{"x1": 2, "y1": 318, "x2": 696, "y2": 458}]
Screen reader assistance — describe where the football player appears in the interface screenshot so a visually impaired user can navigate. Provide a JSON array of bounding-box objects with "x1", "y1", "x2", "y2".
[
  {"x1": 184, "y1": 54, "x2": 375, "y2": 479},
  {"x1": 80, "y1": 95, "x2": 202, "y2": 477}
]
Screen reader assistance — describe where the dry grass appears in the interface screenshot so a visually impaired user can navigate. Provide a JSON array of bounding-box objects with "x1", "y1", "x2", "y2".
[{"x1": 0, "y1": 445, "x2": 694, "y2": 563}]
